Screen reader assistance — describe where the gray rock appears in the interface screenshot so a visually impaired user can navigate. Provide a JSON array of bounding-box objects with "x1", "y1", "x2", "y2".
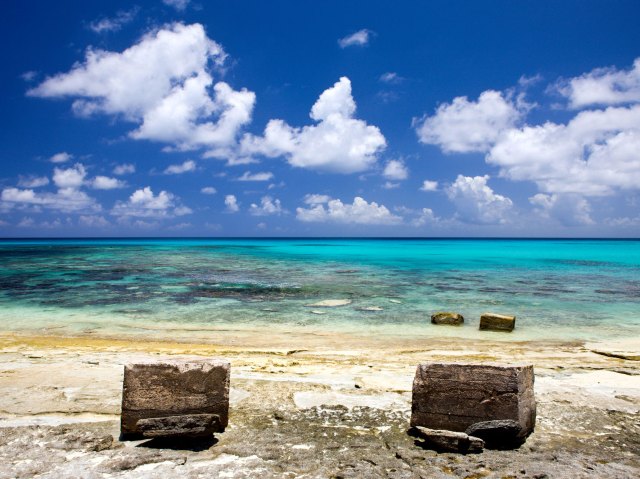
[
  {"x1": 465, "y1": 419, "x2": 525, "y2": 449},
  {"x1": 136, "y1": 413, "x2": 222, "y2": 438},
  {"x1": 409, "y1": 426, "x2": 484, "y2": 453},
  {"x1": 120, "y1": 359, "x2": 230, "y2": 439},
  {"x1": 479, "y1": 313, "x2": 516, "y2": 332},
  {"x1": 431, "y1": 312, "x2": 464, "y2": 325},
  {"x1": 410, "y1": 363, "x2": 536, "y2": 442}
]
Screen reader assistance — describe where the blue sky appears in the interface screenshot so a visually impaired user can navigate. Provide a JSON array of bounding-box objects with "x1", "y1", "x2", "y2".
[{"x1": 1, "y1": 0, "x2": 639, "y2": 237}]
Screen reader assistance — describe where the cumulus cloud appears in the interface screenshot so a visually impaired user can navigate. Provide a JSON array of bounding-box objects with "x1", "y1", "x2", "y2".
[
  {"x1": 338, "y1": 29, "x2": 373, "y2": 48},
  {"x1": 296, "y1": 196, "x2": 401, "y2": 225},
  {"x1": 412, "y1": 208, "x2": 439, "y2": 227},
  {"x1": 249, "y1": 196, "x2": 283, "y2": 216},
  {"x1": 30, "y1": 23, "x2": 255, "y2": 160},
  {"x1": 201, "y1": 186, "x2": 217, "y2": 194},
  {"x1": 50, "y1": 152, "x2": 73, "y2": 163},
  {"x1": 111, "y1": 186, "x2": 191, "y2": 218},
  {"x1": 88, "y1": 8, "x2": 138, "y2": 33},
  {"x1": 420, "y1": 180, "x2": 438, "y2": 192},
  {"x1": 529, "y1": 193, "x2": 594, "y2": 226},
  {"x1": 18, "y1": 176, "x2": 49, "y2": 188},
  {"x1": 91, "y1": 176, "x2": 126, "y2": 190},
  {"x1": 164, "y1": 160, "x2": 196, "y2": 174},
  {"x1": 53, "y1": 164, "x2": 87, "y2": 188},
  {"x1": 382, "y1": 159, "x2": 408, "y2": 180},
  {"x1": 446, "y1": 175, "x2": 513, "y2": 224},
  {"x1": 79, "y1": 215, "x2": 110, "y2": 228},
  {"x1": 113, "y1": 163, "x2": 135, "y2": 175},
  {"x1": 557, "y1": 57, "x2": 640, "y2": 109},
  {"x1": 241, "y1": 77, "x2": 386, "y2": 173},
  {"x1": 224, "y1": 194, "x2": 239, "y2": 212},
  {"x1": 1, "y1": 186, "x2": 100, "y2": 213},
  {"x1": 238, "y1": 171, "x2": 274, "y2": 182},
  {"x1": 488, "y1": 105, "x2": 640, "y2": 196},
  {"x1": 303, "y1": 194, "x2": 332, "y2": 205},
  {"x1": 415, "y1": 90, "x2": 524, "y2": 153}
]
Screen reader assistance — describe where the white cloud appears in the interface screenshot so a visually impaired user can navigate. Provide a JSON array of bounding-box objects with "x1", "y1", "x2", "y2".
[
  {"x1": 238, "y1": 171, "x2": 274, "y2": 182},
  {"x1": 303, "y1": 194, "x2": 332, "y2": 205},
  {"x1": 382, "y1": 159, "x2": 408, "y2": 180},
  {"x1": 164, "y1": 159, "x2": 196, "y2": 174},
  {"x1": 53, "y1": 163, "x2": 87, "y2": 188},
  {"x1": 338, "y1": 29, "x2": 373, "y2": 48},
  {"x1": 488, "y1": 105, "x2": 640, "y2": 196},
  {"x1": 30, "y1": 23, "x2": 255, "y2": 160},
  {"x1": 241, "y1": 77, "x2": 386, "y2": 173},
  {"x1": 91, "y1": 176, "x2": 126, "y2": 190},
  {"x1": 379, "y1": 72, "x2": 403, "y2": 84},
  {"x1": 420, "y1": 180, "x2": 438, "y2": 192},
  {"x1": 415, "y1": 90, "x2": 524, "y2": 153},
  {"x1": 446, "y1": 175, "x2": 513, "y2": 224},
  {"x1": 557, "y1": 58, "x2": 640, "y2": 109},
  {"x1": 382, "y1": 181, "x2": 400, "y2": 189},
  {"x1": 163, "y1": 0, "x2": 190, "y2": 11},
  {"x1": 50, "y1": 152, "x2": 73, "y2": 163},
  {"x1": 79, "y1": 215, "x2": 110, "y2": 228},
  {"x1": 412, "y1": 208, "x2": 438, "y2": 227},
  {"x1": 21, "y1": 71, "x2": 38, "y2": 82},
  {"x1": 18, "y1": 176, "x2": 49, "y2": 188},
  {"x1": 296, "y1": 196, "x2": 402, "y2": 225},
  {"x1": 113, "y1": 163, "x2": 135, "y2": 175},
  {"x1": 111, "y1": 187, "x2": 191, "y2": 218},
  {"x1": 224, "y1": 194, "x2": 239, "y2": 213},
  {"x1": 1, "y1": 187, "x2": 100, "y2": 213},
  {"x1": 529, "y1": 193, "x2": 594, "y2": 226},
  {"x1": 88, "y1": 8, "x2": 138, "y2": 33},
  {"x1": 249, "y1": 196, "x2": 283, "y2": 216},
  {"x1": 201, "y1": 186, "x2": 217, "y2": 194},
  {"x1": 17, "y1": 217, "x2": 35, "y2": 228}
]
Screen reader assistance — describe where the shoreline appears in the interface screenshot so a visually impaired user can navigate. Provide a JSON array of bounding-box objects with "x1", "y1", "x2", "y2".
[{"x1": 1, "y1": 330, "x2": 639, "y2": 477}]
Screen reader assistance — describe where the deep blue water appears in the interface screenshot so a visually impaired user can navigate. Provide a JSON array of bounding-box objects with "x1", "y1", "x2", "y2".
[{"x1": 0, "y1": 238, "x2": 638, "y2": 341}]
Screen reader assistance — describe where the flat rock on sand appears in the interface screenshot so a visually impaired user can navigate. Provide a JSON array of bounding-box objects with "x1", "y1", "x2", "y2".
[{"x1": 306, "y1": 299, "x2": 352, "y2": 307}]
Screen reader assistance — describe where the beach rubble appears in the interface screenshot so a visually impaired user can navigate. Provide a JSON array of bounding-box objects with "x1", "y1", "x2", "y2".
[
  {"x1": 479, "y1": 312, "x2": 516, "y2": 332},
  {"x1": 409, "y1": 426, "x2": 484, "y2": 453},
  {"x1": 411, "y1": 362, "x2": 536, "y2": 449},
  {"x1": 120, "y1": 360, "x2": 230, "y2": 439}
]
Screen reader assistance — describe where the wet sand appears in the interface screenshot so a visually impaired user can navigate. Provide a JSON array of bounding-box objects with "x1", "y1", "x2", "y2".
[{"x1": 0, "y1": 331, "x2": 638, "y2": 478}]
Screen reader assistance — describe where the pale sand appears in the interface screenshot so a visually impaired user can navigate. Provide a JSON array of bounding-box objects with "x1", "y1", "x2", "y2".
[{"x1": 0, "y1": 331, "x2": 638, "y2": 478}]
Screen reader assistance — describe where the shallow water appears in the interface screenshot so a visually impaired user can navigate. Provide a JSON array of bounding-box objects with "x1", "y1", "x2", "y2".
[{"x1": 0, "y1": 238, "x2": 638, "y2": 342}]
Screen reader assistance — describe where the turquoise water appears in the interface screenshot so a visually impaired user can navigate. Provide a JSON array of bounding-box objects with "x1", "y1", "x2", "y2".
[{"x1": 0, "y1": 238, "x2": 639, "y2": 342}]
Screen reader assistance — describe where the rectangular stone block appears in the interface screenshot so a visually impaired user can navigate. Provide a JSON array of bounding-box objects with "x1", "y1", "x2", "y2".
[
  {"x1": 480, "y1": 313, "x2": 516, "y2": 332},
  {"x1": 120, "y1": 359, "x2": 230, "y2": 438},
  {"x1": 410, "y1": 362, "x2": 535, "y2": 437}
]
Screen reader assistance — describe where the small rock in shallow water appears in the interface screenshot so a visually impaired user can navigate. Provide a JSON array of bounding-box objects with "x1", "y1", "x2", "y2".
[
  {"x1": 309, "y1": 310, "x2": 327, "y2": 315},
  {"x1": 431, "y1": 312, "x2": 464, "y2": 326},
  {"x1": 409, "y1": 426, "x2": 484, "y2": 453},
  {"x1": 358, "y1": 306, "x2": 384, "y2": 312},
  {"x1": 479, "y1": 312, "x2": 516, "y2": 332}
]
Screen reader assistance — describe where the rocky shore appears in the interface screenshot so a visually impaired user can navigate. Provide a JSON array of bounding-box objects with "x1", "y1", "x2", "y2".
[{"x1": 0, "y1": 332, "x2": 638, "y2": 478}]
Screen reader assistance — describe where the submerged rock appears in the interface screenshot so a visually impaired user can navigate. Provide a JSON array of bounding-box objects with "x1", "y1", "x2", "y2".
[
  {"x1": 479, "y1": 312, "x2": 516, "y2": 332},
  {"x1": 358, "y1": 306, "x2": 384, "y2": 312},
  {"x1": 465, "y1": 419, "x2": 524, "y2": 450},
  {"x1": 305, "y1": 299, "x2": 352, "y2": 307},
  {"x1": 409, "y1": 426, "x2": 484, "y2": 453},
  {"x1": 431, "y1": 311, "x2": 464, "y2": 325}
]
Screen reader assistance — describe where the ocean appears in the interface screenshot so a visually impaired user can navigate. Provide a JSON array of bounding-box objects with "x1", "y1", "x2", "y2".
[{"x1": 0, "y1": 238, "x2": 638, "y2": 342}]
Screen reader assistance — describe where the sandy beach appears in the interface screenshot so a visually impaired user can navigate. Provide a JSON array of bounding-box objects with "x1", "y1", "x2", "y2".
[{"x1": 0, "y1": 331, "x2": 638, "y2": 478}]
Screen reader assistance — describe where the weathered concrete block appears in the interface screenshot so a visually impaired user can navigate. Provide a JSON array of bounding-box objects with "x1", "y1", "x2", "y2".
[
  {"x1": 136, "y1": 413, "x2": 222, "y2": 438},
  {"x1": 409, "y1": 426, "x2": 484, "y2": 453},
  {"x1": 120, "y1": 360, "x2": 230, "y2": 438},
  {"x1": 479, "y1": 313, "x2": 515, "y2": 332},
  {"x1": 465, "y1": 419, "x2": 524, "y2": 449},
  {"x1": 431, "y1": 312, "x2": 464, "y2": 326},
  {"x1": 410, "y1": 363, "x2": 536, "y2": 440}
]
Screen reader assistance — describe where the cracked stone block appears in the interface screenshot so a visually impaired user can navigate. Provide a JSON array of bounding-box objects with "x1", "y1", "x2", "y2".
[
  {"x1": 410, "y1": 363, "x2": 536, "y2": 440},
  {"x1": 479, "y1": 313, "x2": 516, "y2": 332},
  {"x1": 120, "y1": 360, "x2": 230, "y2": 439}
]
